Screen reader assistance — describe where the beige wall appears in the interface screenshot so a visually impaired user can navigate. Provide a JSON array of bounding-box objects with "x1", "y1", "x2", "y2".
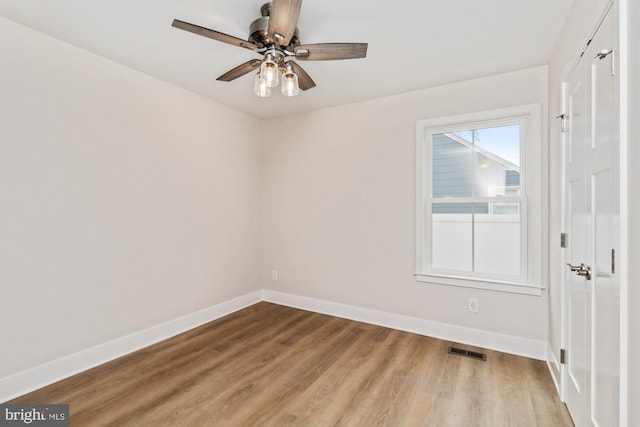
[
  {"x1": 260, "y1": 66, "x2": 549, "y2": 341},
  {"x1": 0, "y1": 17, "x2": 262, "y2": 378}
]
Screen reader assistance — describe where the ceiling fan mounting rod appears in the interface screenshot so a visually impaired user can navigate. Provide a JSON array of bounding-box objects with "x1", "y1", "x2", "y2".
[{"x1": 260, "y1": 2, "x2": 272, "y2": 17}]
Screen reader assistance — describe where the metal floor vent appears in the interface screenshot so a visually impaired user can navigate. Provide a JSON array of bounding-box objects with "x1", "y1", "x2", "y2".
[{"x1": 448, "y1": 346, "x2": 487, "y2": 361}]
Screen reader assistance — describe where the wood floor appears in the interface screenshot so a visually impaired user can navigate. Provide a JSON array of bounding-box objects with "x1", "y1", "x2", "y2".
[{"x1": 10, "y1": 302, "x2": 574, "y2": 426}]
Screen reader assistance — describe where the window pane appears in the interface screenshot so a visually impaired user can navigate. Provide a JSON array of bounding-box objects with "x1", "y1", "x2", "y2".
[
  {"x1": 473, "y1": 125, "x2": 520, "y2": 197},
  {"x1": 432, "y1": 133, "x2": 473, "y2": 198},
  {"x1": 490, "y1": 201, "x2": 520, "y2": 214},
  {"x1": 431, "y1": 210, "x2": 472, "y2": 272},
  {"x1": 433, "y1": 125, "x2": 520, "y2": 198},
  {"x1": 431, "y1": 202, "x2": 485, "y2": 272},
  {"x1": 474, "y1": 204, "x2": 521, "y2": 276},
  {"x1": 470, "y1": 125, "x2": 520, "y2": 166},
  {"x1": 432, "y1": 202, "x2": 520, "y2": 276}
]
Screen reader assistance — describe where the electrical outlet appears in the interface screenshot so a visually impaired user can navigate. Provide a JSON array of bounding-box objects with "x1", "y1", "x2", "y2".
[
  {"x1": 468, "y1": 297, "x2": 479, "y2": 313},
  {"x1": 271, "y1": 270, "x2": 278, "y2": 280}
]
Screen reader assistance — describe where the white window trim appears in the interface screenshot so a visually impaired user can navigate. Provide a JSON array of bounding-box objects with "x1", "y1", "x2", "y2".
[{"x1": 416, "y1": 104, "x2": 542, "y2": 296}]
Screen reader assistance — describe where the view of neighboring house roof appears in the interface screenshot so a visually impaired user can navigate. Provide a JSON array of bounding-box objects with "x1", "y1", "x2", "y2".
[{"x1": 442, "y1": 132, "x2": 519, "y2": 172}]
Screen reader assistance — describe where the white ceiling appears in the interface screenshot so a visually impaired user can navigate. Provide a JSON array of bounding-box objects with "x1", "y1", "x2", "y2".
[{"x1": 0, "y1": 0, "x2": 574, "y2": 119}]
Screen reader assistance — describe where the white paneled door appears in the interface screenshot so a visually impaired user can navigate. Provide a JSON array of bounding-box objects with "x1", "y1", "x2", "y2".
[
  {"x1": 564, "y1": 45, "x2": 590, "y2": 426},
  {"x1": 563, "y1": 4, "x2": 620, "y2": 426}
]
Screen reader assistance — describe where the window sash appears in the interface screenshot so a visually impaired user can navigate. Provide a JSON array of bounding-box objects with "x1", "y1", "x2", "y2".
[{"x1": 424, "y1": 198, "x2": 528, "y2": 281}]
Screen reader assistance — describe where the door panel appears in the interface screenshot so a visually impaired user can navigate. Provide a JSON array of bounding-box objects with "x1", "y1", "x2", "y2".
[
  {"x1": 588, "y1": 10, "x2": 619, "y2": 426},
  {"x1": 564, "y1": 58, "x2": 590, "y2": 427},
  {"x1": 592, "y1": 168, "x2": 619, "y2": 427}
]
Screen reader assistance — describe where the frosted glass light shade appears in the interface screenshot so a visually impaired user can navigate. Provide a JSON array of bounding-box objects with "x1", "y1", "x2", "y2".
[
  {"x1": 260, "y1": 60, "x2": 279, "y2": 88},
  {"x1": 254, "y1": 72, "x2": 271, "y2": 97},
  {"x1": 281, "y1": 71, "x2": 299, "y2": 97}
]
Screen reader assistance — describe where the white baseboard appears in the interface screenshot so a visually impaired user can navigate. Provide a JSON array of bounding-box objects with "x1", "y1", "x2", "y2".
[
  {"x1": 546, "y1": 343, "x2": 563, "y2": 398},
  {"x1": 2, "y1": 288, "x2": 548, "y2": 402},
  {"x1": 263, "y1": 290, "x2": 547, "y2": 360},
  {"x1": 0, "y1": 291, "x2": 262, "y2": 403}
]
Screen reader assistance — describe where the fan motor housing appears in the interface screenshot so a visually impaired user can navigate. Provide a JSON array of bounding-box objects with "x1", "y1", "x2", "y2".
[{"x1": 249, "y1": 4, "x2": 299, "y2": 50}]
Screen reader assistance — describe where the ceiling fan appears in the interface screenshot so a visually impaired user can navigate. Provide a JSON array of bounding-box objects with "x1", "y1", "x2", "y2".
[{"x1": 172, "y1": 0, "x2": 368, "y2": 97}]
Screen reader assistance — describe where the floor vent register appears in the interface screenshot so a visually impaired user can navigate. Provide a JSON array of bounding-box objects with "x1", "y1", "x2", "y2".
[{"x1": 448, "y1": 346, "x2": 487, "y2": 361}]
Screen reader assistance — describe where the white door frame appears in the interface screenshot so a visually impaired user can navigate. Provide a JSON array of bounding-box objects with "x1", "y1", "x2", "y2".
[{"x1": 617, "y1": 1, "x2": 630, "y2": 424}]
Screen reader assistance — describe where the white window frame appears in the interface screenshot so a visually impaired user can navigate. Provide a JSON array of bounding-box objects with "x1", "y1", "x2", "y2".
[{"x1": 416, "y1": 104, "x2": 542, "y2": 295}]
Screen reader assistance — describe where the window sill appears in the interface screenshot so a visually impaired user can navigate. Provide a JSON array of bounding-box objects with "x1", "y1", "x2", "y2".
[{"x1": 415, "y1": 273, "x2": 543, "y2": 296}]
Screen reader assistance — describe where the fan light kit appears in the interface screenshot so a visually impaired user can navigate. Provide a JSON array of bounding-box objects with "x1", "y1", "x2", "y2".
[{"x1": 172, "y1": 0, "x2": 368, "y2": 97}]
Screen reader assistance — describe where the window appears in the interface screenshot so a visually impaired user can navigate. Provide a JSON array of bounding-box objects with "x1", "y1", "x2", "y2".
[{"x1": 416, "y1": 105, "x2": 542, "y2": 295}]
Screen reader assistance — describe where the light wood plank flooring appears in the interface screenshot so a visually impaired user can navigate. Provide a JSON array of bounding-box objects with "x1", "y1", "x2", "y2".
[{"x1": 9, "y1": 302, "x2": 573, "y2": 426}]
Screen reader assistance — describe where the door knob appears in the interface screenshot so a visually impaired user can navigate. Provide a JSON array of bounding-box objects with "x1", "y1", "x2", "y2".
[{"x1": 566, "y1": 263, "x2": 592, "y2": 280}]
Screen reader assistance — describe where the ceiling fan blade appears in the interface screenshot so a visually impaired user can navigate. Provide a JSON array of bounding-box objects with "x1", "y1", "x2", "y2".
[
  {"x1": 294, "y1": 43, "x2": 368, "y2": 60},
  {"x1": 288, "y1": 61, "x2": 316, "y2": 91},
  {"x1": 216, "y1": 59, "x2": 262, "y2": 82},
  {"x1": 172, "y1": 19, "x2": 257, "y2": 51},
  {"x1": 267, "y1": 0, "x2": 302, "y2": 46}
]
